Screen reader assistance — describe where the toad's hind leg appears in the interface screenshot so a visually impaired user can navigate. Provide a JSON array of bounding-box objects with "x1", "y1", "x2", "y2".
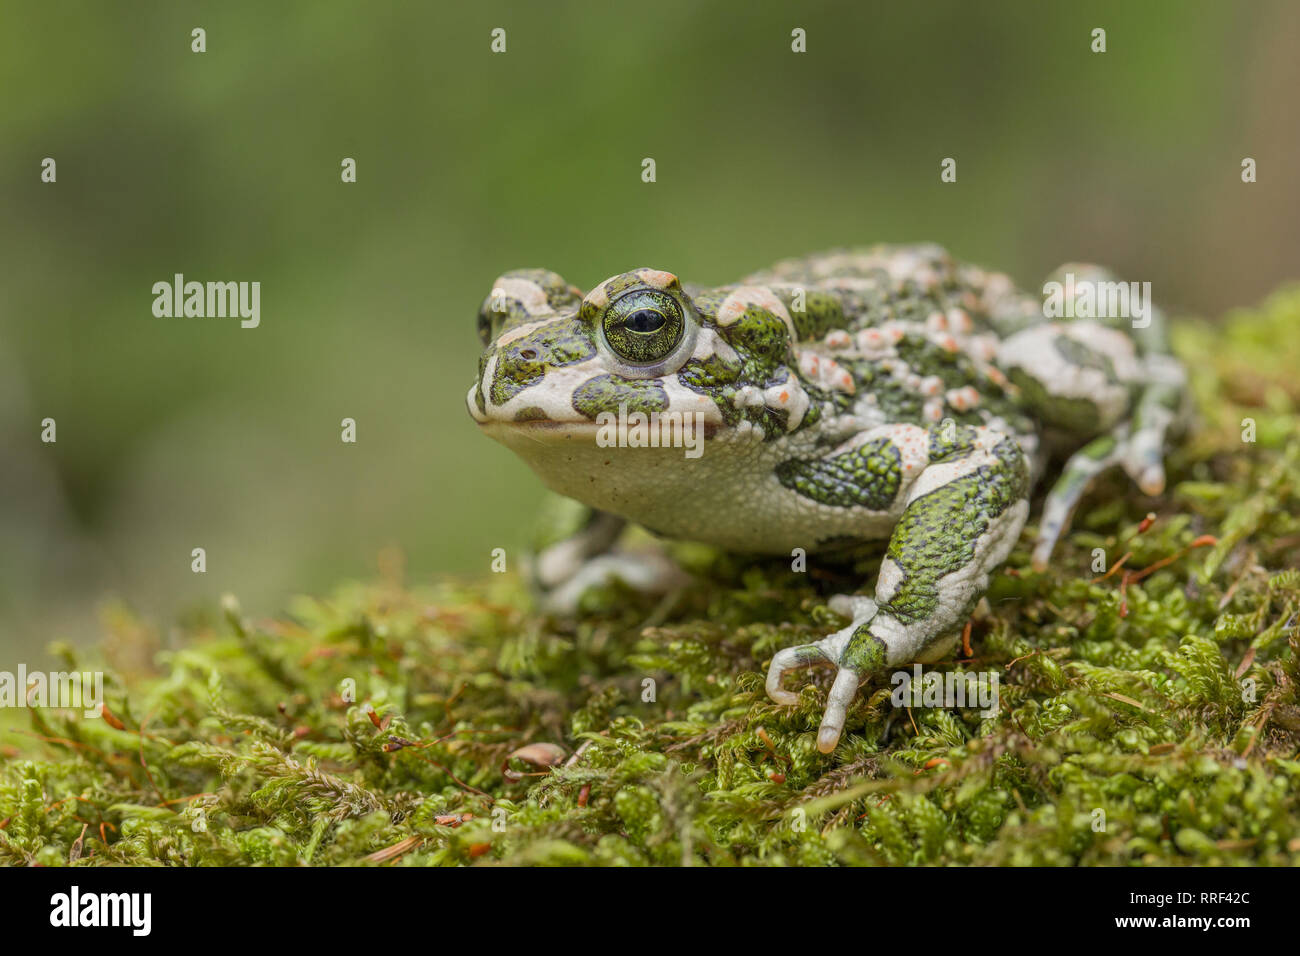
[
  {"x1": 999, "y1": 263, "x2": 1188, "y2": 569},
  {"x1": 1031, "y1": 357, "x2": 1185, "y2": 571},
  {"x1": 767, "y1": 426, "x2": 1031, "y2": 752}
]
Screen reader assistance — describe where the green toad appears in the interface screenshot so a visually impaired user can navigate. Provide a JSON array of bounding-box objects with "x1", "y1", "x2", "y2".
[{"x1": 468, "y1": 245, "x2": 1187, "y2": 752}]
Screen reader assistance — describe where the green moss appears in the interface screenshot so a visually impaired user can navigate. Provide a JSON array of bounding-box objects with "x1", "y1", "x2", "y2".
[{"x1": 4, "y1": 289, "x2": 1300, "y2": 867}]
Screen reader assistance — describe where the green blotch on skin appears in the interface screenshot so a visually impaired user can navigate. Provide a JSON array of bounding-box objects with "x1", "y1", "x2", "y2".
[
  {"x1": 488, "y1": 319, "x2": 596, "y2": 405},
  {"x1": 715, "y1": 300, "x2": 792, "y2": 364},
  {"x1": 842, "y1": 624, "x2": 888, "y2": 673},
  {"x1": 894, "y1": 333, "x2": 967, "y2": 385},
  {"x1": 677, "y1": 351, "x2": 742, "y2": 391},
  {"x1": 1054, "y1": 335, "x2": 1118, "y2": 383},
  {"x1": 571, "y1": 375, "x2": 669, "y2": 420},
  {"x1": 1007, "y1": 367, "x2": 1103, "y2": 434},
  {"x1": 775, "y1": 437, "x2": 903, "y2": 510},
  {"x1": 783, "y1": 288, "x2": 846, "y2": 341},
  {"x1": 928, "y1": 423, "x2": 981, "y2": 463}
]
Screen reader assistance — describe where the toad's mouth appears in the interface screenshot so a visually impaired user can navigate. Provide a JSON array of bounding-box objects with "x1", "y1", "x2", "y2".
[
  {"x1": 473, "y1": 410, "x2": 725, "y2": 469},
  {"x1": 476, "y1": 418, "x2": 602, "y2": 441},
  {"x1": 466, "y1": 384, "x2": 599, "y2": 435},
  {"x1": 477, "y1": 417, "x2": 726, "y2": 448},
  {"x1": 467, "y1": 383, "x2": 725, "y2": 443}
]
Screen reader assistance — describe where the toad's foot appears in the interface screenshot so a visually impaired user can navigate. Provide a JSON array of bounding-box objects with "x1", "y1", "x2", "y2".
[{"x1": 765, "y1": 597, "x2": 881, "y2": 753}]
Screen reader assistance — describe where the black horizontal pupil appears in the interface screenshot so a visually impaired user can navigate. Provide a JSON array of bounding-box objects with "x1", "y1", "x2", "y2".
[{"x1": 624, "y1": 308, "x2": 665, "y2": 334}]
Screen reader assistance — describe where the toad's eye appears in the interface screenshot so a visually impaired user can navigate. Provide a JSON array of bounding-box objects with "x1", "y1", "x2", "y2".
[
  {"x1": 476, "y1": 311, "x2": 494, "y2": 346},
  {"x1": 602, "y1": 291, "x2": 683, "y2": 364}
]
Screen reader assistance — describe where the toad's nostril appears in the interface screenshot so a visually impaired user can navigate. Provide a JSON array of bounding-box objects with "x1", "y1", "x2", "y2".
[{"x1": 519, "y1": 348, "x2": 539, "y2": 361}]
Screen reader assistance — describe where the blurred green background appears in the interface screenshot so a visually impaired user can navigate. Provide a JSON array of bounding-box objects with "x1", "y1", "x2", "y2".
[{"x1": 3, "y1": 0, "x2": 1298, "y2": 660}]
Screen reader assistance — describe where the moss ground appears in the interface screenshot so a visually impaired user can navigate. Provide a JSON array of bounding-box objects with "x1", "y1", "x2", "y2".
[{"x1": 4, "y1": 290, "x2": 1300, "y2": 866}]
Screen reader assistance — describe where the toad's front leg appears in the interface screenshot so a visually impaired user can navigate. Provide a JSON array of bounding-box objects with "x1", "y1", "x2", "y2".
[
  {"x1": 767, "y1": 425, "x2": 1030, "y2": 752},
  {"x1": 530, "y1": 496, "x2": 691, "y2": 613}
]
